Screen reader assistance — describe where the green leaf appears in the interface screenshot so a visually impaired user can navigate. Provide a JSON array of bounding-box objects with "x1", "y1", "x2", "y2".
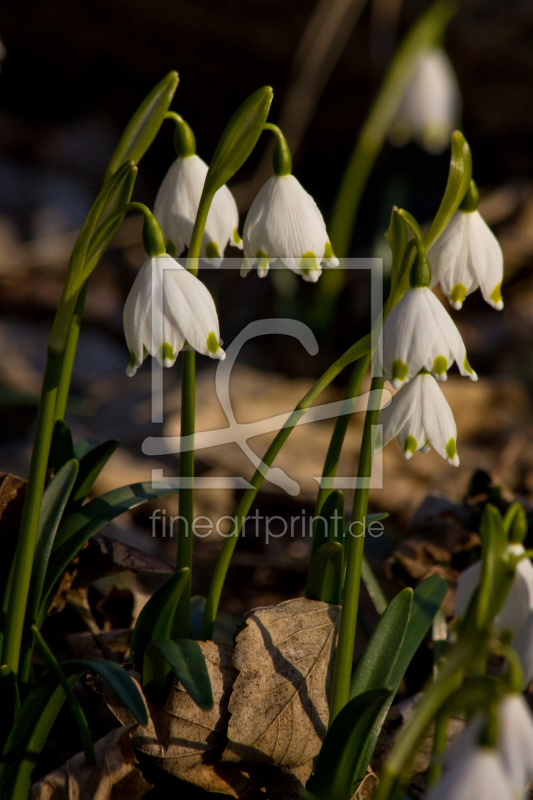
[
  {"x1": 63, "y1": 659, "x2": 148, "y2": 726},
  {"x1": 0, "y1": 665, "x2": 19, "y2": 752},
  {"x1": 312, "y1": 490, "x2": 345, "y2": 554},
  {"x1": 423, "y1": 130, "x2": 473, "y2": 251},
  {"x1": 38, "y1": 481, "x2": 177, "y2": 622},
  {"x1": 306, "y1": 542, "x2": 344, "y2": 604},
  {"x1": 106, "y1": 71, "x2": 179, "y2": 179},
  {"x1": 149, "y1": 639, "x2": 214, "y2": 710},
  {"x1": 83, "y1": 165, "x2": 137, "y2": 273},
  {"x1": 67, "y1": 439, "x2": 120, "y2": 514},
  {"x1": 361, "y1": 554, "x2": 388, "y2": 616},
  {"x1": 130, "y1": 568, "x2": 191, "y2": 671},
  {"x1": 306, "y1": 689, "x2": 392, "y2": 800},
  {"x1": 0, "y1": 676, "x2": 77, "y2": 800},
  {"x1": 48, "y1": 419, "x2": 74, "y2": 471},
  {"x1": 203, "y1": 86, "x2": 273, "y2": 197},
  {"x1": 27, "y1": 459, "x2": 79, "y2": 628}
]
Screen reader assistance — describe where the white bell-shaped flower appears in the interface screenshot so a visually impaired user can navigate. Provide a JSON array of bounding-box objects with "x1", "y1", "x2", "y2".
[
  {"x1": 426, "y1": 746, "x2": 513, "y2": 800},
  {"x1": 390, "y1": 47, "x2": 461, "y2": 154},
  {"x1": 378, "y1": 372, "x2": 459, "y2": 465},
  {"x1": 429, "y1": 208, "x2": 504, "y2": 310},
  {"x1": 154, "y1": 155, "x2": 242, "y2": 266},
  {"x1": 498, "y1": 693, "x2": 533, "y2": 797},
  {"x1": 242, "y1": 174, "x2": 339, "y2": 282},
  {"x1": 378, "y1": 286, "x2": 477, "y2": 387},
  {"x1": 454, "y1": 544, "x2": 533, "y2": 638},
  {"x1": 123, "y1": 253, "x2": 224, "y2": 376}
]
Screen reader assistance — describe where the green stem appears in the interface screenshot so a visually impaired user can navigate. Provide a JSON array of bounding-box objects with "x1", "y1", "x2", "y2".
[
  {"x1": 2, "y1": 350, "x2": 62, "y2": 674},
  {"x1": 329, "y1": 0, "x2": 456, "y2": 259},
  {"x1": 32, "y1": 626, "x2": 95, "y2": 766},
  {"x1": 200, "y1": 334, "x2": 373, "y2": 640},
  {"x1": 426, "y1": 711, "x2": 449, "y2": 787},
  {"x1": 329, "y1": 375, "x2": 384, "y2": 725},
  {"x1": 54, "y1": 282, "x2": 88, "y2": 422}
]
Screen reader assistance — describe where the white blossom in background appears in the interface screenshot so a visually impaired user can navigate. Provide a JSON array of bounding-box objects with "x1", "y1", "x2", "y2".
[
  {"x1": 429, "y1": 208, "x2": 504, "y2": 310},
  {"x1": 498, "y1": 693, "x2": 533, "y2": 797},
  {"x1": 154, "y1": 155, "x2": 242, "y2": 266},
  {"x1": 390, "y1": 46, "x2": 461, "y2": 154},
  {"x1": 378, "y1": 286, "x2": 477, "y2": 387},
  {"x1": 454, "y1": 544, "x2": 533, "y2": 637},
  {"x1": 426, "y1": 746, "x2": 513, "y2": 800},
  {"x1": 242, "y1": 174, "x2": 338, "y2": 282},
  {"x1": 377, "y1": 372, "x2": 459, "y2": 465},
  {"x1": 123, "y1": 254, "x2": 224, "y2": 376}
]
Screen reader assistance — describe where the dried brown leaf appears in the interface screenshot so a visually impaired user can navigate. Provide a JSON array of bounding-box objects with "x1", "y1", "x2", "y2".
[
  {"x1": 29, "y1": 726, "x2": 152, "y2": 800},
  {"x1": 224, "y1": 597, "x2": 340, "y2": 767}
]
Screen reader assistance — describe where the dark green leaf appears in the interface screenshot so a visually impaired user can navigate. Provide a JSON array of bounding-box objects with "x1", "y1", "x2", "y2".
[
  {"x1": 0, "y1": 665, "x2": 19, "y2": 752},
  {"x1": 67, "y1": 439, "x2": 120, "y2": 514},
  {"x1": 64, "y1": 659, "x2": 148, "y2": 726},
  {"x1": 130, "y1": 568, "x2": 191, "y2": 671},
  {"x1": 149, "y1": 639, "x2": 213, "y2": 710},
  {"x1": 39, "y1": 481, "x2": 177, "y2": 622},
  {"x1": 48, "y1": 419, "x2": 74, "y2": 471},
  {"x1": 306, "y1": 542, "x2": 344, "y2": 604},
  {"x1": 0, "y1": 676, "x2": 77, "y2": 800},
  {"x1": 312, "y1": 490, "x2": 345, "y2": 554},
  {"x1": 106, "y1": 71, "x2": 179, "y2": 179},
  {"x1": 306, "y1": 689, "x2": 392, "y2": 800}
]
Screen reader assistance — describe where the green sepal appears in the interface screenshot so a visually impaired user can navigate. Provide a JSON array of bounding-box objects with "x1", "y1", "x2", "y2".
[
  {"x1": 459, "y1": 179, "x2": 480, "y2": 213},
  {"x1": 147, "y1": 639, "x2": 214, "y2": 710},
  {"x1": 38, "y1": 482, "x2": 178, "y2": 624},
  {"x1": 203, "y1": 86, "x2": 273, "y2": 198},
  {"x1": 0, "y1": 676, "x2": 78, "y2": 800},
  {"x1": 264, "y1": 123, "x2": 292, "y2": 176},
  {"x1": 130, "y1": 568, "x2": 191, "y2": 672},
  {"x1": 305, "y1": 689, "x2": 392, "y2": 800},
  {"x1": 306, "y1": 542, "x2": 344, "y2": 604},
  {"x1": 409, "y1": 239, "x2": 432, "y2": 288},
  {"x1": 172, "y1": 114, "x2": 196, "y2": 158},
  {"x1": 142, "y1": 209, "x2": 167, "y2": 257},
  {"x1": 48, "y1": 419, "x2": 74, "y2": 471},
  {"x1": 106, "y1": 71, "x2": 179, "y2": 179},
  {"x1": 423, "y1": 130, "x2": 473, "y2": 251}
]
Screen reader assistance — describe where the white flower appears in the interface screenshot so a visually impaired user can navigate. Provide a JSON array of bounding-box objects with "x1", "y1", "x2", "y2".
[
  {"x1": 511, "y1": 611, "x2": 533, "y2": 688},
  {"x1": 498, "y1": 694, "x2": 533, "y2": 797},
  {"x1": 123, "y1": 253, "x2": 224, "y2": 376},
  {"x1": 390, "y1": 47, "x2": 461, "y2": 154},
  {"x1": 378, "y1": 372, "x2": 459, "y2": 465},
  {"x1": 154, "y1": 155, "x2": 242, "y2": 266},
  {"x1": 378, "y1": 287, "x2": 477, "y2": 387},
  {"x1": 429, "y1": 209, "x2": 504, "y2": 310},
  {"x1": 426, "y1": 747, "x2": 513, "y2": 800},
  {"x1": 454, "y1": 545, "x2": 533, "y2": 637},
  {"x1": 242, "y1": 174, "x2": 338, "y2": 282}
]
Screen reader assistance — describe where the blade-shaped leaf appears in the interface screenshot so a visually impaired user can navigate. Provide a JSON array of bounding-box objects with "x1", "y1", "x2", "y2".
[
  {"x1": 0, "y1": 664, "x2": 19, "y2": 752},
  {"x1": 47, "y1": 420, "x2": 74, "y2": 471},
  {"x1": 64, "y1": 659, "x2": 148, "y2": 726},
  {"x1": 306, "y1": 542, "x2": 344, "y2": 604},
  {"x1": 305, "y1": 689, "x2": 392, "y2": 800},
  {"x1": 106, "y1": 71, "x2": 179, "y2": 178},
  {"x1": 28, "y1": 459, "x2": 79, "y2": 626},
  {"x1": 0, "y1": 676, "x2": 78, "y2": 800},
  {"x1": 311, "y1": 490, "x2": 345, "y2": 554},
  {"x1": 39, "y1": 481, "x2": 177, "y2": 621},
  {"x1": 130, "y1": 568, "x2": 191, "y2": 671},
  {"x1": 149, "y1": 639, "x2": 214, "y2": 710},
  {"x1": 67, "y1": 438, "x2": 120, "y2": 513}
]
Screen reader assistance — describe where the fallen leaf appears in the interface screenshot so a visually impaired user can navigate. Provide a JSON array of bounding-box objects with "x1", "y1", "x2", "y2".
[
  {"x1": 224, "y1": 597, "x2": 340, "y2": 767},
  {"x1": 29, "y1": 726, "x2": 152, "y2": 800}
]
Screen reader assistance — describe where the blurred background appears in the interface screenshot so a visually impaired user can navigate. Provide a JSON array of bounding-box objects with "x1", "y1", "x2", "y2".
[{"x1": 1, "y1": 0, "x2": 533, "y2": 623}]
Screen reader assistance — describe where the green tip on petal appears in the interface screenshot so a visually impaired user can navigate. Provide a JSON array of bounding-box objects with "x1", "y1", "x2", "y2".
[
  {"x1": 324, "y1": 242, "x2": 335, "y2": 260},
  {"x1": 256, "y1": 249, "x2": 270, "y2": 273},
  {"x1": 463, "y1": 354, "x2": 477, "y2": 380},
  {"x1": 206, "y1": 331, "x2": 220, "y2": 355},
  {"x1": 433, "y1": 355, "x2": 448, "y2": 378},
  {"x1": 233, "y1": 228, "x2": 242, "y2": 245},
  {"x1": 205, "y1": 241, "x2": 221, "y2": 260},
  {"x1": 490, "y1": 282, "x2": 503, "y2": 309},
  {"x1": 160, "y1": 342, "x2": 175, "y2": 366},
  {"x1": 300, "y1": 251, "x2": 319, "y2": 277},
  {"x1": 446, "y1": 437, "x2": 458, "y2": 463},
  {"x1": 126, "y1": 349, "x2": 138, "y2": 377},
  {"x1": 403, "y1": 435, "x2": 417, "y2": 457},
  {"x1": 391, "y1": 359, "x2": 408, "y2": 385},
  {"x1": 450, "y1": 283, "x2": 467, "y2": 309}
]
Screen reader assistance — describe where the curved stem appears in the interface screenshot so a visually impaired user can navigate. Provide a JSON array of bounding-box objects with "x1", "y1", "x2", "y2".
[
  {"x1": 200, "y1": 333, "x2": 372, "y2": 640},
  {"x1": 54, "y1": 282, "x2": 89, "y2": 422}
]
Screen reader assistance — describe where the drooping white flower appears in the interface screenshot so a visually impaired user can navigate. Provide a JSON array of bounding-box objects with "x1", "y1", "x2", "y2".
[
  {"x1": 498, "y1": 693, "x2": 533, "y2": 797},
  {"x1": 426, "y1": 747, "x2": 513, "y2": 800},
  {"x1": 511, "y1": 611, "x2": 533, "y2": 688},
  {"x1": 154, "y1": 155, "x2": 242, "y2": 266},
  {"x1": 429, "y1": 209, "x2": 504, "y2": 310},
  {"x1": 390, "y1": 47, "x2": 461, "y2": 154},
  {"x1": 454, "y1": 544, "x2": 533, "y2": 637},
  {"x1": 123, "y1": 253, "x2": 224, "y2": 376},
  {"x1": 378, "y1": 372, "x2": 459, "y2": 465},
  {"x1": 378, "y1": 286, "x2": 477, "y2": 387},
  {"x1": 242, "y1": 174, "x2": 339, "y2": 282}
]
